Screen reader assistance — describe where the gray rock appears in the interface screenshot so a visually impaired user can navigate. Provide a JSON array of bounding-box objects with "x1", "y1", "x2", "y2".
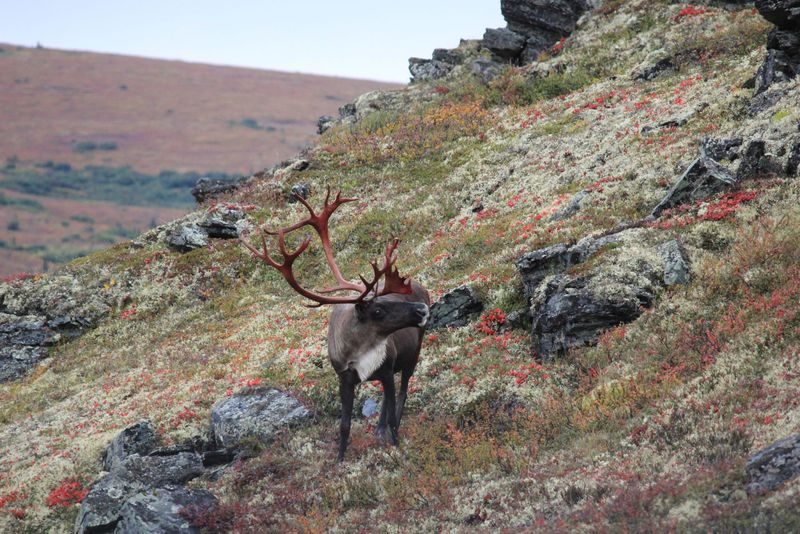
[
  {"x1": 198, "y1": 206, "x2": 245, "y2": 239},
  {"x1": 112, "y1": 453, "x2": 204, "y2": 488},
  {"x1": 755, "y1": 0, "x2": 800, "y2": 30},
  {"x1": 502, "y1": 0, "x2": 589, "y2": 37},
  {"x1": 317, "y1": 115, "x2": 335, "y2": 134},
  {"x1": 75, "y1": 473, "x2": 146, "y2": 534},
  {"x1": 432, "y1": 48, "x2": 464, "y2": 64},
  {"x1": 787, "y1": 140, "x2": 800, "y2": 175},
  {"x1": 191, "y1": 175, "x2": 246, "y2": 203},
  {"x1": 103, "y1": 421, "x2": 161, "y2": 472},
  {"x1": 651, "y1": 156, "x2": 736, "y2": 217},
  {"x1": 0, "y1": 313, "x2": 59, "y2": 382},
  {"x1": 700, "y1": 137, "x2": 743, "y2": 161},
  {"x1": 482, "y1": 27, "x2": 527, "y2": 60},
  {"x1": 288, "y1": 183, "x2": 311, "y2": 203},
  {"x1": 409, "y1": 57, "x2": 453, "y2": 83},
  {"x1": 516, "y1": 234, "x2": 623, "y2": 298},
  {"x1": 635, "y1": 57, "x2": 675, "y2": 82},
  {"x1": 115, "y1": 486, "x2": 217, "y2": 534},
  {"x1": 531, "y1": 274, "x2": 655, "y2": 360},
  {"x1": 211, "y1": 387, "x2": 311, "y2": 448},
  {"x1": 361, "y1": 398, "x2": 380, "y2": 418},
  {"x1": 550, "y1": 190, "x2": 589, "y2": 221},
  {"x1": 746, "y1": 434, "x2": 800, "y2": 494},
  {"x1": 427, "y1": 286, "x2": 484, "y2": 330},
  {"x1": 516, "y1": 243, "x2": 577, "y2": 298},
  {"x1": 165, "y1": 224, "x2": 208, "y2": 252},
  {"x1": 659, "y1": 240, "x2": 691, "y2": 286},
  {"x1": 470, "y1": 57, "x2": 504, "y2": 84}
]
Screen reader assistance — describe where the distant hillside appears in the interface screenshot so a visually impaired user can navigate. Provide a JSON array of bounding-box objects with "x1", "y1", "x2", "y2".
[
  {"x1": 0, "y1": 43, "x2": 401, "y2": 275},
  {"x1": 0, "y1": 43, "x2": 402, "y2": 175}
]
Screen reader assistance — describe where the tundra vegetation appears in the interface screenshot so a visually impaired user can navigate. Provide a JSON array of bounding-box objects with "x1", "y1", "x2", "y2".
[{"x1": 2, "y1": 0, "x2": 800, "y2": 532}]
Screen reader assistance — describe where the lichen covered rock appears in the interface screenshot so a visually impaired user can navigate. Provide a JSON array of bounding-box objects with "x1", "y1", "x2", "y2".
[{"x1": 211, "y1": 387, "x2": 311, "y2": 448}]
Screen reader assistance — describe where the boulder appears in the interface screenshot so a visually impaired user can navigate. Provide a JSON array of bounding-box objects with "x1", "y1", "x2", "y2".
[
  {"x1": 530, "y1": 272, "x2": 656, "y2": 360},
  {"x1": 700, "y1": 137, "x2": 743, "y2": 161},
  {"x1": 75, "y1": 473, "x2": 145, "y2": 534},
  {"x1": 115, "y1": 486, "x2": 217, "y2": 534},
  {"x1": 787, "y1": 140, "x2": 800, "y2": 175},
  {"x1": 409, "y1": 58, "x2": 453, "y2": 83},
  {"x1": 103, "y1": 421, "x2": 161, "y2": 471},
  {"x1": 500, "y1": 0, "x2": 590, "y2": 60},
  {"x1": 317, "y1": 115, "x2": 335, "y2": 134},
  {"x1": 550, "y1": 190, "x2": 588, "y2": 221},
  {"x1": 482, "y1": 27, "x2": 527, "y2": 60},
  {"x1": 651, "y1": 156, "x2": 736, "y2": 217},
  {"x1": 197, "y1": 206, "x2": 245, "y2": 239},
  {"x1": 165, "y1": 224, "x2": 209, "y2": 252},
  {"x1": 746, "y1": 434, "x2": 800, "y2": 494},
  {"x1": 288, "y1": 183, "x2": 311, "y2": 203},
  {"x1": 0, "y1": 313, "x2": 59, "y2": 382},
  {"x1": 112, "y1": 453, "x2": 205, "y2": 487},
  {"x1": 516, "y1": 234, "x2": 624, "y2": 298},
  {"x1": 191, "y1": 176, "x2": 246, "y2": 204},
  {"x1": 755, "y1": 0, "x2": 800, "y2": 30},
  {"x1": 736, "y1": 140, "x2": 768, "y2": 179},
  {"x1": 432, "y1": 48, "x2": 465, "y2": 64},
  {"x1": 635, "y1": 57, "x2": 675, "y2": 82},
  {"x1": 211, "y1": 387, "x2": 311, "y2": 448},
  {"x1": 470, "y1": 58, "x2": 505, "y2": 84},
  {"x1": 427, "y1": 286, "x2": 484, "y2": 330},
  {"x1": 658, "y1": 240, "x2": 691, "y2": 286}
]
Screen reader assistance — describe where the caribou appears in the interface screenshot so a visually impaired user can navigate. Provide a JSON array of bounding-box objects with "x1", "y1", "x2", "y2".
[{"x1": 240, "y1": 190, "x2": 430, "y2": 461}]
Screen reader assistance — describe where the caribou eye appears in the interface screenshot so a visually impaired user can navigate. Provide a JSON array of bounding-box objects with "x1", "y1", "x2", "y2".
[{"x1": 373, "y1": 308, "x2": 382, "y2": 318}]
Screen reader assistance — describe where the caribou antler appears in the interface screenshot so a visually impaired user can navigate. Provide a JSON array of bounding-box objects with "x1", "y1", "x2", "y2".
[{"x1": 240, "y1": 188, "x2": 412, "y2": 306}]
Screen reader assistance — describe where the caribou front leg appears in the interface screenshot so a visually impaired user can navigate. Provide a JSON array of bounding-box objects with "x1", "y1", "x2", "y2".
[
  {"x1": 374, "y1": 365, "x2": 399, "y2": 446},
  {"x1": 337, "y1": 370, "x2": 358, "y2": 461}
]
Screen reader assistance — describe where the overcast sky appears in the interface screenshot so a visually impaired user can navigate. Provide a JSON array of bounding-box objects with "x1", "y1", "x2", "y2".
[{"x1": 0, "y1": 1, "x2": 506, "y2": 82}]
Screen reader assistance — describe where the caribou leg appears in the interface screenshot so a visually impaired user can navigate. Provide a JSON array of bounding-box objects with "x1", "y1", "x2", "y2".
[{"x1": 337, "y1": 370, "x2": 357, "y2": 461}]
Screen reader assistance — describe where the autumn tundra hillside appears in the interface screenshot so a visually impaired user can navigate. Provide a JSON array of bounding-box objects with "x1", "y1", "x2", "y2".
[
  {"x1": 0, "y1": 44, "x2": 401, "y2": 275},
  {"x1": 2, "y1": 0, "x2": 800, "y2": 532}
]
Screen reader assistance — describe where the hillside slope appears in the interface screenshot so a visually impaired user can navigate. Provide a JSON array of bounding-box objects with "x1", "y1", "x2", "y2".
[{"x1": 2, "y1": 1, "x2": 800, "y2": 532}]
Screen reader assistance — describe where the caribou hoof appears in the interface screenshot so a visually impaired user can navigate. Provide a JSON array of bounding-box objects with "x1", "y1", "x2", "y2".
[{"x1": 375, "y1": 426, "x2": 399, "y2": 446}]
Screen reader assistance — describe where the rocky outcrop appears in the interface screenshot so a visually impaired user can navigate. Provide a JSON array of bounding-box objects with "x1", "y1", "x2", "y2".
[
  {"x1": 0, "y1": 276, "x2": 114, "y2": 382},
  {"x1": 165, "y1": 206, "x2": 247, "y2": 252},
  {"x1": 754, "y1": 1, "x2": 800, "y2": 94},
  {"x1": 191, "y1": 175, "x2": 246, "y2": 203},
  {"x1": 531, "y1": 273, "x2": 656, "y2": 358},
  {"x1": 746, "y1": 434, "x2": 800, "y2": 494},
  {"x1": 519, "y1": 230, "x2": 688, "y2": 359},
  {"x1": 165, "y1": 224, "x2": 209, "y2": 252},
  {"x1": 700, "y1": 137, "x2": 743, "y2": 161},
  {"x1": 651, "y1": 155, "x2": 736, "y2": 217},
  {"x1": 76, "y1": 422, "x2": 227, "y2": 533},
  {"x1": 426, "y1": 286, "x2": 484, "y2": 330},
  {"x1": 490, "y1": 0, "x2": 591, "y2": 63},
  {"x1": 0, "y1": 313, "x2": 59, "y2": 382},
  {"x1": 102, "y1": 421, "x2": 161, "y2": 471},
  {"x1": 210, "y1": 387, "x2": 311, "y2": 448}
]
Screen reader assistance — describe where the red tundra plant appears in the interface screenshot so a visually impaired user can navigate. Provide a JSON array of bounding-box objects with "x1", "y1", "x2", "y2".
[
  {"x1": 674, "y1": 6, "x2": 710, "y2": 21},
  {"x1": 1, "y1": 272, "x2": 35, "y2": 284},
  {"x1": 475, "y1": 308, "x2": 507, "y2": 335},
  {"x1": 45, "y1": 479, "x2": 89, "y2": 507}
]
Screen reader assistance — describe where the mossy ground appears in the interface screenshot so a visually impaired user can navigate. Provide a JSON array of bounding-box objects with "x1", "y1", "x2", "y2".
[{"x1": 2, "y1": 1, "x2": 799, "y2": 531}]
